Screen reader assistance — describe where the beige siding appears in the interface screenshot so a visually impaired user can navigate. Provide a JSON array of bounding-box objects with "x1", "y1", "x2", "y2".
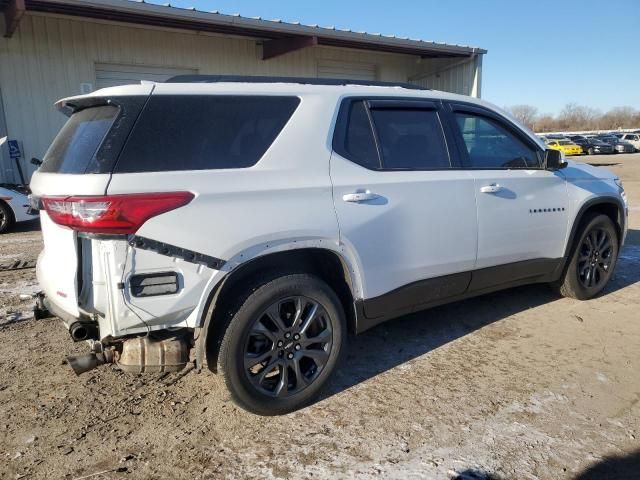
[
  {"x1": 409, "y1": 57, "x2": 480, "y2": 96},
  {"x1": 0, "y1": 12, "x2": 481, "y2": 182}
]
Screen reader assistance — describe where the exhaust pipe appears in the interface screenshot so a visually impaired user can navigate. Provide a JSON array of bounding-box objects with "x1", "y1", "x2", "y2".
[
  {"x1": 66, "y1": 336, "x2": 189, "y2": 375},
  {"x1": 67, "y1": 345, "x2": 114, "y2": 375},
  {"x1": 69, "y1": 321, "x2": 98, "y2": 342},
  {"x1": 67, "y1": 353, "x2": 105, "y2": 375}
]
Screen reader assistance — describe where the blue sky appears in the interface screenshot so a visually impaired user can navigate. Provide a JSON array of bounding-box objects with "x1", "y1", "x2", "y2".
[{"x1": 149, "y1": 0, "x2": 639, "y2": 114}]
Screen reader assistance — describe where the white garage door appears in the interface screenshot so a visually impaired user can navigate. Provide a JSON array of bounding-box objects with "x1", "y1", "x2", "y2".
[
  {"x1": 317, "y1": 60, "x2": 377, "y2": 81},
  {"x1": 95, "y1": 63, "x2": 198, "y2": 89}
]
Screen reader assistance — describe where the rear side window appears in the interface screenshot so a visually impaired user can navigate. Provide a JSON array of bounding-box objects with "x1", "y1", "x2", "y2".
[
  {"x1": 41, "y1": 106, "x2": 119, "y2": 173},
  {"x1": 344, "y1": 101, "x2": 379, "y2": 169},
  {"x1": 115, "y1": 95, "x2": 300, "y2": 172},
  {"x1": 370, "y1": 109, "x2": 450, "y2": 170}
]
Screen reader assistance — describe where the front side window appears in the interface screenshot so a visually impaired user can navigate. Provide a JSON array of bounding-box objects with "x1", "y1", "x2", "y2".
[
  {"x1": 369, "y1": 108, "x2": 450, "y2": 170},
  {"x1": 454, "y1": 113, "x2": 541, "y2": 169}
]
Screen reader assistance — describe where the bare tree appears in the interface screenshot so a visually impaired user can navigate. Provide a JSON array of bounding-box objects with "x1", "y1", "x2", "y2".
[
  {"x1": 534, "y1": 114, "x2": 556, "y2": 133},
  {"x1": 506, "y1": 103, "x2": 640, "y2": 132},
  {"x1": 557, "y1": 103, "x2": 600, "y2": 131},
  {"x1": 506, "y1": 105, "x2": 538, "y2": 130}
]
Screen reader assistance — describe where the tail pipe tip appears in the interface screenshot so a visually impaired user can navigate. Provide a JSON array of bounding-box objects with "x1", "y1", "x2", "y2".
[{"x1": 66, "y1": 350, "x2": 114, "y2": 375}]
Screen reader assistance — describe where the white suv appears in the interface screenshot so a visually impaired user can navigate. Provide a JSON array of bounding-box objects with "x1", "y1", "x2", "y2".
[{"x1": 30, "y1": 77, "x2": 628, "y2": 415}]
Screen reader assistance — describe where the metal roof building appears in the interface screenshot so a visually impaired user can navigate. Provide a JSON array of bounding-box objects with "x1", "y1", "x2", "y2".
[{"x1": 0, "y1": 0, "x2": 486, "y2": 183}]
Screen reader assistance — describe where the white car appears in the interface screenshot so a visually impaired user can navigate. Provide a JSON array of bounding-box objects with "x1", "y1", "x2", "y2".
[
  {"x1": 615, "y1": 133, "x2": 640, "y2": 152},
  {"x1": 30, "y1": 77, "x2": 628, "y2": 415},
  {"x1": 0, "y1": 185, "x2": 38, "y2": 233}
]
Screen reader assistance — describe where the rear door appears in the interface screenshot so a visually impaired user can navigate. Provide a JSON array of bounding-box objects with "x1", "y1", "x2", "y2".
[
  {"x1": 445, "y1": 103, "x2": 568, "y2": 280},
  {"x1": 330, "y1": 98, "x2": 478, "y2": 319}
]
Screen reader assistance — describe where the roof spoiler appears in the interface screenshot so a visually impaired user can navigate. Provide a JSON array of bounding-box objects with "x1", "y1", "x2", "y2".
[{"x1": 55, "y1": 96, "x2": 111, "y2": 117}]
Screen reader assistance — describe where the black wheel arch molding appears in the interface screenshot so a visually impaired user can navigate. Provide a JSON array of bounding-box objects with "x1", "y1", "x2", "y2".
[{"x1": 563, "y1": 196, "x2": 626, "y2": 259}]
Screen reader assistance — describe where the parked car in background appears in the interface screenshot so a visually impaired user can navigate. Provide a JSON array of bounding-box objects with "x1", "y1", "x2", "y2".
[
  {"x1": 613, "y1": 141, "x2": 636, "y2": 153},
  {"x1": 614, "y1": 133, "x2": 640, "y2": 152},
  {"x1": 568, "y1": 136, "x2": 615, "y2": 155},
  {"x1": 545, "y1": 138, "x2": 583, "y2": 156},
  {"x1": 0, "y1": 184, "x2": 39, "y2": 233},
  {"x1": 595, "y1": 135, "x2": 621, "y2": 146}
]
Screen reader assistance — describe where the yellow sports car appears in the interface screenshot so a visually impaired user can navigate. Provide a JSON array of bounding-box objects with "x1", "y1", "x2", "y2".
[{"x1": 545, "y1": 139, "x2": 583, "y2": 156}]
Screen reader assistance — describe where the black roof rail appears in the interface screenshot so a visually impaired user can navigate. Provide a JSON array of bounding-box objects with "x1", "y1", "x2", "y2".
[{"x1": 165, "y1": 75, "x2": 429, "y2": 90}]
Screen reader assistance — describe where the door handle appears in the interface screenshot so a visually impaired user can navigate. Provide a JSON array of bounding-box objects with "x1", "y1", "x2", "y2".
[
  {"x1": 480, "y1": 183, "x2": 503, "y2": 194},
  {"x1": 343, "y1": 190, "x2": 380, "y2": 203}
]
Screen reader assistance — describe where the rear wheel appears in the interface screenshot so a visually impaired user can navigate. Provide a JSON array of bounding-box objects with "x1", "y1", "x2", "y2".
[
  {"x1": 216, "y1": 273, "x2": 346, "y2": 415},
  {"x1": 587, "y1": 147, "x2": 595, "y2": 155},
  {"x1": 555, "y1": 214, "x2": 619, "y2": 300},
  {"x1": 0, "y1": 202, "x2": 15, "y2": 233}
]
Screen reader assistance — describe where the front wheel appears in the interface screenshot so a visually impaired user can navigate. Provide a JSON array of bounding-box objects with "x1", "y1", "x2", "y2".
[
  {"x1": 555, "y1": 214, "x2": 619, "y2": 300},
  {"x1": 587, "y1": 147, "x2": 595, "y2": 155},
  {"x1": 216, "y1": 273, "x2": 346, "y2": 415}
]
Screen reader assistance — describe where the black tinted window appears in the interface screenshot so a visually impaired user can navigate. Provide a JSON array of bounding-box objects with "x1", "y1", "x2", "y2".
[
  {"x1": 370, "y1": 109, "x2": 450, "y2": 170},
  {"x1": 116, "y1": 95, "x2": 300, "y2": 172},
  {"x1": 41, "y1": 106, "x2": 119, "y2": 173},
  {"x1": 455, "y1": 113, "x2": 540, "y2": 169},
  {"x1": 344, "y1": 101, "x2": 379, "y2": 169}
]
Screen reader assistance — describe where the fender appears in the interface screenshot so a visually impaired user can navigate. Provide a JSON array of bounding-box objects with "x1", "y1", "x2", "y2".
[
  {"x1": 564, "y1": 196, "x2": 626, "y2": 257},
  {"x1": 189, "y1": 238, "x2": 365, "y2": 370},
  {"x1": 553, "y1": 195, "x2": 626, "y2": 280}
]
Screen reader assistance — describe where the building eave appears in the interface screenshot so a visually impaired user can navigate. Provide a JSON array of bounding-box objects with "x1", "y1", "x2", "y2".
[{"x1": 7, "y1": 0, "x2": 487, "y2": 58}]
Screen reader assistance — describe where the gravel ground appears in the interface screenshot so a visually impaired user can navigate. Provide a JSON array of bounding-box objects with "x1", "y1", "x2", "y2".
[{"x1": 1, "y1": 154, "x2": 639, "y2": 480}]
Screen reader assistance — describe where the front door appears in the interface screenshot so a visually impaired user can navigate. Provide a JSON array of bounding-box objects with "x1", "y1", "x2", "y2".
[
  {"x1": 330, "y1": 98, "x2": 478, "y2": 319},
  {"x1": 447, "y1": 105, "x2": 569, "y2": 276}
]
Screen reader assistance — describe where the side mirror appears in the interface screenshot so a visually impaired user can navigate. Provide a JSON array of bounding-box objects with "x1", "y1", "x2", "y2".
[
  {"x1": 30, "y1": 157, "x2": 43, "y2": 166},
  {"x1": 544, "y1": 148, "x2": 567, "y2": 170}
]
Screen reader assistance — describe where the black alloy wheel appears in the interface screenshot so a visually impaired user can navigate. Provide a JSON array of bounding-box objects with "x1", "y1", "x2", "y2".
[
  {"x1": 576, "y1": 227, "x2": 614, "y2": 289},
  {"x1": 215, "y1": 273, "x2": 346, "y2": 415},
  {"x1": 244, "y1": 295, "x2": 333, "y2": 398}
]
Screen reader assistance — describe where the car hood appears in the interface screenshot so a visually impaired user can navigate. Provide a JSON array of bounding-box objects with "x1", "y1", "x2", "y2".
[{"x1": 561, "y1": 160, "x2": 617, "y2": 181}]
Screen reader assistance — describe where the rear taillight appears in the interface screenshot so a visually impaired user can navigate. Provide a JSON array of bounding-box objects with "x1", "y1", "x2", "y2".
[{"x1": 41, "y1": 192, "x2": 194, "y2": 234}]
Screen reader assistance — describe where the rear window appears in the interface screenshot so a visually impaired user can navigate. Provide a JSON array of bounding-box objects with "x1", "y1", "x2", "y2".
[
  {"x1": 41, "y1": 105, "x2": 119, "y2": 173},
  {"x1": 115, "y1": 95, "x2": 300, "y2": 172}
]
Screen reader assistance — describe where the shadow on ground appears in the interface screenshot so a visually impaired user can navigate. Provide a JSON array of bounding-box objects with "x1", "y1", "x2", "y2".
[
  {"x1": 574, "y1": 449, "x2": 640, "y2": 480},
  {"x1": 323, "y1": 229, "x2": 640, "y2": 399},
  {"x1": 7, "y1": 218, "x2": 40, "y2": 233}
]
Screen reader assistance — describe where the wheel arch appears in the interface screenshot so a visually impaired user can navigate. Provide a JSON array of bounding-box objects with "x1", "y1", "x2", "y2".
[
  {"x1": 194, "y1": 247, "x2": 360, "y2": 372},
  {"x1": 550, "y1": 196, "x2": 625, "y2": 285},
  {"x1": 564, "y1": 196, "x2": 626, "y2": 258}
]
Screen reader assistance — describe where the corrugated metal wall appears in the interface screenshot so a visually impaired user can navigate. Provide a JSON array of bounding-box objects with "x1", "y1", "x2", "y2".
[
  {"x1": 0, "y1": 12, "x2": 481, "y2": 183},
  {"x1": 409, "y1": 56, "x2": 481, "y2": 96}
]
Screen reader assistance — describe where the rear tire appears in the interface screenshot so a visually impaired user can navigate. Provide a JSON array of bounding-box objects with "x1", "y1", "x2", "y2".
[
  {"x1": 555, "y1": 214, "x2": 619, "y2": 300},
  {"x1": 215, "y1": 273, "x2": 346, "y2": 415},
  {"x1": 0, "y1": 201, "x2": 15, "y2": 234}
]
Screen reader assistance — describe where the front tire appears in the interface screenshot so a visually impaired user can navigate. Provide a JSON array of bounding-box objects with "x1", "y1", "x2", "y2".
[
  {"x1": 216, "y1": 273, "x2": 346, "y2": 415},
  {"x1": 555, "y1": 214, "x2": 619, "y2": 300}
]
